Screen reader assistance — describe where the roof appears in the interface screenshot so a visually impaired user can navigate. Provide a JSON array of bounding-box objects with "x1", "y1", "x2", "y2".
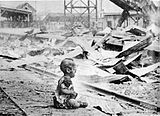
[
  {"x1": 16, "y1": 2, "x2": 36, "y2": 12},
  {"x1": 0, "y1": 6, "x2": 32, "y2": 15}
]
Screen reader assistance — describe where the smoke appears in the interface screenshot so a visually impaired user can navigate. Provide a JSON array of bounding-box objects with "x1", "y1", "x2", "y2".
[
  {"x1": 129, "y1": 0, "x2": 160, "y2": 28},
  {"x1": 136, "y1": 0, "x2": 160, "y2": 35},
  {"x1": 147, "y1": 0, "x2": 160, "y2": 36},
  {"x1": 149, "y1": 10, "x2": 160, "y2": 27}
]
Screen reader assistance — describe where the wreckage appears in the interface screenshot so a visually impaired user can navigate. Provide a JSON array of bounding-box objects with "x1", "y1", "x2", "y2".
[
  {"x1": 0, "y1": 0, "x2": 160, "y2": 116},
  {"x1": 109, "y1": 0, "x2": 160, "y2": 27}
]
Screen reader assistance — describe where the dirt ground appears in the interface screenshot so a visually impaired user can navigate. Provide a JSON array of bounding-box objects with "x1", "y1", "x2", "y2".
[{"x1": 0, "y1": 68, "x2": 109, "y2": 116}]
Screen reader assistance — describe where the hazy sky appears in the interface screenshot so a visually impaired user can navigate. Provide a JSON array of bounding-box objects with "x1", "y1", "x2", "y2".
[
  {"x1": 0, "y1": 0, "x2": 123, "y2": 14},
  {"x1": 1, "y1": 0, "x2": 159, "y2": 14}
]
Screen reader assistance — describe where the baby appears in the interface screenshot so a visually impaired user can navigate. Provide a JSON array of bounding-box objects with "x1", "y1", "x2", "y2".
[{"x1": 54, "y1": 58, "x2": 88, "y2": 109}]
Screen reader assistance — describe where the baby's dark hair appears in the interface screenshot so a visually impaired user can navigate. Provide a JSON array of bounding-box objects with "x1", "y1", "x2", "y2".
[{"x1": 60, "y1": 58, "x2": 75, "y2": 73}]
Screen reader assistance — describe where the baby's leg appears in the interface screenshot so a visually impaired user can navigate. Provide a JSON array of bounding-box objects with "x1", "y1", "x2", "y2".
[
  {"x1": 67, "y1": 99, "x2": 80, "y2": 109},
  {"x1": 77, "y1": 101, "x2": 88, "y2": 108}
]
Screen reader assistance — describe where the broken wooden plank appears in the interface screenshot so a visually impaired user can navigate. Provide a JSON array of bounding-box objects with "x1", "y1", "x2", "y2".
[
  {"x1": 103, "y1": 36, "x2": 123, "y2": 51},
  {"x1": 96, "y1": 27, "x2": 111, "y2": 36},
  {"x1": 28, "y1": 49, "x2": 46, "y2": 56},
  {"x1": 109, "y1": 0, "x2": 138, "y2": 11},
  {"x1": 55, "y1": 46, "x2": 83, "y2": 59},
  {"x1": 106, "y1": 68, "x2": 116, "y2": 74},
  {"x1": 113, "y1": 61, "x2": 129, "y2": 74},
  {"x1": 24, "y1": 65, "x2": 60, "y2": 78},
  {"x1": 112, "y1": 61, "x2": 144, "y2": 82},
  {"x1": 94, "y1": 58, "x2": 122, "y2": 67},
  {"x1": 130, "y1": 62, "x2": 160, "y2": 77},
  {"x1": 107, "y1": 75, "x2": 131, "y2": 84},
  {"x1": 82, "y1": 82, "x2": 160, "y2": 112},
  {"x1": 122, "y1": 41, "x2": 139, "y2": 51},
  {"x1": 126, "y1": 28, "x2": 146, "y2": 36},
  {"x1": 103, "y1": 43, "x2": 123, "y2": 51},
  {"x1": 124, "y1": 53, "x2": 142, "y2": 65},
  {"x1": 111, "y1": 29, "x2": 128, "y2": 39},
  {"x1": 116, "y1": 35, "x2": 152, "y2": 58},
  {"x1": 0, "y1": 54, "x2": 19, "y2": 60},
  {"x1": 64, "y1": 37, "x2": 106, "y2": 60},
  {"x1": 19, "y1": 33, "x2": 28, "y2": 41},
  {"x1": 9, "y1": 56, "x2": 48, "y2": 68}
]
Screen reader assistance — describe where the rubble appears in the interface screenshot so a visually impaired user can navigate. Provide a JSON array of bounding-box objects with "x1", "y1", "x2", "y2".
[
  {"x1": 0, "y1": 22, "x2": 160, "y2": 116},
  {"x1": 96, "y1": 26, "x2": 111, "y2": 36},
  {"x1": 130, "y1": 62, "x2": 160, "y2": 77},
  {"x1": 0, "y1": 0, "x2": 160, "y2": 115},
  {"x1": 116, "y1": 35, "x2": 152, "y2": 58}
]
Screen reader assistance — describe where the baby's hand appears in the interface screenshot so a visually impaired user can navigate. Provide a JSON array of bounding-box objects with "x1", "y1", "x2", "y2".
[
  {"x1": 69, "y1": 85, "x2": 74, "y2": 90},
  {"x1": 73, "y1": 92, "x2": 78, "y2": 96},
  {"x1": 71, "y1": 91, "x2": 78, "y2": 99}
]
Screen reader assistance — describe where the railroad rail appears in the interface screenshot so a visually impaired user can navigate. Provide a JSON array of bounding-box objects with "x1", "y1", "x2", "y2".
[
  {"x1": 23, "y1": 65, "x2": 59, "y2": 78},
  {"x1": 0, "y1": 87, "x2": 27, "y2": 116},
  {"x1": 82, "y1": 82, "x2": 160, "y2": 112}
]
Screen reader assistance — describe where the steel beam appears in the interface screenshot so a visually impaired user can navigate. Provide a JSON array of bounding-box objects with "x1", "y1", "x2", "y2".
[{"x1": 64, "y1": 0, "x2": 97, "y2": 28}]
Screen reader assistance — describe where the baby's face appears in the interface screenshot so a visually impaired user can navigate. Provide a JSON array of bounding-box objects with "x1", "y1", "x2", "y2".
[{"x1": 70, "y1": 65, "x2": 76, "y2": 78}]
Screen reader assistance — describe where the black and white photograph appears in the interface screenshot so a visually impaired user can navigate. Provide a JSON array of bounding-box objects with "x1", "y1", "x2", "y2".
[{"x1": 0, "y1": 0, "x2": 160, "y2": 115}]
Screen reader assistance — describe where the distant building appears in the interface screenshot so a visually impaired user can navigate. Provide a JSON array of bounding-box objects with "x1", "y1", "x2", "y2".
[
  {"x1": 16, "y1": 2, "x2": 36, "y2": 21},
  {"x1": 41, "y1": 13, "x2": 64, "y2": 30},
  {"x1": 0, "y1": 2, "x2": 36, "y2": 28},
  {"x1": 102, "y1": 11, "x2": 144, "y2": 29},
  {"x1": 43, "y1": 13, "x2": 65, "y2": 23},
  {"x1": 42, "y1": 13, "x2": 89, "y2": 30}
]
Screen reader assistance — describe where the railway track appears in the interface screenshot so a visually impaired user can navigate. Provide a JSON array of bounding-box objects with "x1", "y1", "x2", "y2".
[
  {"x1": 1, "y1": 56, "x2": 160, "y2": 115},
  {"x1": 82, "y1": 82, "x2": 160, "y2": 112},
  {"x1": 0, "y1": 87, "x2": 27, "y2": 116}
]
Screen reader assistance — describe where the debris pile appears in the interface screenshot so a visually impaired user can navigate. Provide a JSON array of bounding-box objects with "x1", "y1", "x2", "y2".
[{"x1": 0, "y1": 23, "x2": 160, "y2": 115}]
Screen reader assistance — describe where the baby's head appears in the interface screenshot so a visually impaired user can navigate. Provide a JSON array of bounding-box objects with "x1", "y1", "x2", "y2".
[{"x1": 60, "y1": 58, "x2": 76, "y2": 78}]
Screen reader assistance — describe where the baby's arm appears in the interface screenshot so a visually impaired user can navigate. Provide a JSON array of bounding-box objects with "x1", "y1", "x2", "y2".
[
  {"x1": 60, "y1": 83, "x2": 75, "y2": 95},
  {"x1": 69, "y1": 84, "x2": 74, "y2": 90},
  {"x1": 69, "y1": 85, "x2": 78, "y2": 99}
]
